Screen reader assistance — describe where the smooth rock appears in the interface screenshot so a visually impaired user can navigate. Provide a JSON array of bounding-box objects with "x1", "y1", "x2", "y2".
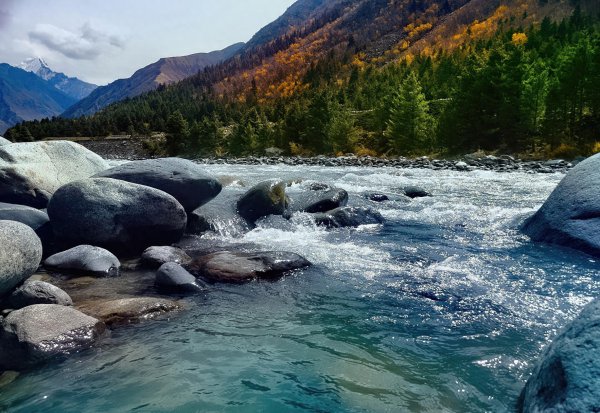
[
  {"x1": 289, "y1": 187, "x2": 348, "y2": 213},
  {"x1": 0, "y1": 137, "x2": 11, "y2": 147},
  {"x1": 94, "y1": 158, "x2": 222, "y2": 212},
  {"x1": 187, "y1": 251, "x2": 311, "y2": 283},
  {"x1": 78, "y1": 297, "x2": 180, "y2": 326},
  {"x1": 522, "y1": 153, "x2": 600, "y2": 256},
  {"x1": 237, "y1": 180, "x2": 287, "y2": 224},
  {"x1": 44, "y1": 245, "x2": 120, "y2": 277},
  {"x1": 0, "y1": 202, "x2": 52, "y2": 246},
  {"x1": 0, "y1": 141, "x2": 108, "y2": 208},
  {"x1": 155, "y1": 262, "x2": 206, "y2": 293},
  {"x1": 0, "y1": 220, "x2": 42, "y2": 297},
  {"x1": 187, "y1": 189, "x2": 250, "y2": 236},
  {"x1": 6, "y1": 280, "x2": 72, "y2": 309},
  {"x1": 313, "y1": 207, "x2": 385, "y2": 228},
  {"x1": 0, "y1": 304, "x2": 105, "y2": 370},
  {"x1": 142, "y1": 246, "x2": 191, "y2": 269},
  {"x1": 47, "y1": 178, "x2": 187, "y2": 255},
  {"x1": 403, "y1": 186, "x2": 431, "y2": 198},
  {"x1": 363, "y1": 193, "x2": 390, "y2": 202},
  {"x1": 517, "y1": 298, "x2": 600, "y2": 413}
]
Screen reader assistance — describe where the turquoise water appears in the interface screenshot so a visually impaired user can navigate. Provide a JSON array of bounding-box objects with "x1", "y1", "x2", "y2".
[{"x1": 2, "y1": 165, "x2": 598, "y2": 412}]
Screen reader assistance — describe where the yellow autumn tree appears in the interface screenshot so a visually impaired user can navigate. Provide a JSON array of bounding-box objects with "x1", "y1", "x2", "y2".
[{"x1": 512, "y1": 32, "x2": 528, "y2": 46}]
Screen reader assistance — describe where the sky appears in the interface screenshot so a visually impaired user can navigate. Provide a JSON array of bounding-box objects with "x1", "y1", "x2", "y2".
[{"x1": 0, "y1": 0, "x2": 296, "y2": 85}]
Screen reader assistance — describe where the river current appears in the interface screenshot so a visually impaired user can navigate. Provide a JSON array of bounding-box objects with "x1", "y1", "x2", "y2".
[{"x1": 1, "y1": 164, "x2": 598, "y2": 413}]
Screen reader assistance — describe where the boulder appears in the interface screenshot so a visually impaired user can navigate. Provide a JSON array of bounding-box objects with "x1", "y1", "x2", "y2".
[
  {"x1": 141, "y1": 246, "x2": 191, "y2": 269},
  {"x1": 187, "y1": 251, "x2": 311, "y2": 283},
  {"x1": 0, "y1": 141, "x2": 108, "y2": 208},
  {"x1": 0, "y1": 304, "x2": 106, "y2": 370},
  {"x1": 0, "y1": 137, "x2": 11, "y2": 146},
  {"x1": 363, "y1": 193, "x2": 389, "y2": 203},
  {"x1": 187, "y1": 189, "x2": 250, "y2": 236},
  {"x1": 78, "y1": 297, "x2": 181, "y2": 326},
  {"x1": 517, "y1": 298, "x2": 600, "y2": 413},
  {"x1": 6, "y1": 280, "x2": 72, "y2": 309},
  {"x1": 403, "y1": 186, "x2": 431, "y2": 198},
  {"x1": 47, "y1": 178, "x2": 187, "y2": 255},
  {"x1": 0, "y1": 220, "x2": 42, "y2": 297},
  {"x1": 0, "y1": 202, "x2": 52, "y2": 246},
  {"x1": 155, "y1": 262, "x2": 206, "y2": 293},
  {"x1": 237, "y1": 180, "x2": 287, "y2": 224},
  {"x1": 94, "y1": 158, "x2": 222, "y2": 212},
  {"x1": 44, "y1": 245, "x2": 120, "y2": 277},
  {"x1": 523, "y1": 153, "x2": 600, "y2": 256},
  {"x1": 313, "y1": 207, "x2": 384, "y2": 228},
  {"x1": 289, "y1": 187, "x2": 348, "y2": 213}
]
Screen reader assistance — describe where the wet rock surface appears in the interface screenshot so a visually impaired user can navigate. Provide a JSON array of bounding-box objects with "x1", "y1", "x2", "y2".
[
  {"x1": 155, "y1": 262, "x2": 206, "y2": 293},
  {"x1": 313, "y1": 207, "x2": 385, "y2": 228},
  {"x1": 44, "y1": 245, "x2": 121, "y2": 277},
  {"x1": 237, "y1": 180, "x2": 288, "y2": 224},
  {"x1": 77, "y1": 297, "x2": 181, "y2": 326}
]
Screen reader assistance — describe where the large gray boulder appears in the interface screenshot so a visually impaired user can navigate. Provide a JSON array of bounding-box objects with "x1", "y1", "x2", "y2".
[
  {"x1": 44, "y1": 245, "x2": 120, "y2": 277},
  {"x1": 0, "y1": 304, "x2": 106, "y2": 370},
  {"x1": 237, "y1": 180, "x2": 288, "y2": 224},
  {"x1": 0, "y1": 220, "x2": 42, "y2": 297},
  {"x1": 47, "y1": 178, "x2": 187, "y2": 255},
  {"x1": 187, "y1": 251, "x2": 311, "y2": 283},
  {"x1": 0, "y1": 202, "x2": 52, "y2": 246},
  {"x1": 187, "y1": 189, "x2": 250, "y2": 236},
  {"x1": 517, "y1": 298, "x2": 600, "y2": 412},
  {"x1": 0, "y1": 137, "x2": 11, "y2": 146},
  {"x1": 0, "y1": 141, "x2": 108, "y2": 208},
  {"x1": 523, "y1": 153, "x2": 600, "y2": 256},
  {"x1": 6, "y1": 280, "x2": 72, "y2": 309},
  {"x1": 94, "y1": 158, "x2": 221, "y2": 212}
]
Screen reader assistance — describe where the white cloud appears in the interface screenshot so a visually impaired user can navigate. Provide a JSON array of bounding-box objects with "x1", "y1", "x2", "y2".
[{"x1": 28, "y1": 23, "x2": 125, "y2": 61}]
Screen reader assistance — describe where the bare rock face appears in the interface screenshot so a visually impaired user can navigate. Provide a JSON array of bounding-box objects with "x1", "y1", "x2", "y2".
[
  {"x1": 47, "y1": 178, "x2": 187, "y2": 255},
  {"x1": 0, "y1": 220, "x2": 42, "y2": 297},
  {"x1": 77, "y1": 297, "x2": 181, "y2": 326},
  {"x1": 0, "y1": 304, "x2": 106, "y2": 370},
  {"x1": 0, "y1": 141, "x2": 108, "y2": 208}
]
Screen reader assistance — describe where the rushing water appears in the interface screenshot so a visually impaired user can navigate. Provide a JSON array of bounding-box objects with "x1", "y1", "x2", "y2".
[{"x1": 2, "y1": 165, "x2": 599, "y2": 413}]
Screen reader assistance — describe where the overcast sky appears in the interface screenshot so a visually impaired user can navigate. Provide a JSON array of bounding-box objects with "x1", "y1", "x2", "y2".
[{"x1": 0, "y1": 0, "x2": 296, "y2": 85}]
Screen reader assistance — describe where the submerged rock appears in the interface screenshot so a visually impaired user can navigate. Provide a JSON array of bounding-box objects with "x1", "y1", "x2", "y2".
[
  {"x1": 523, "y1": 153, "x2": 600, "y2": 257},
  {"x1": 155, "y1": 262, "x2": 206, "y2": 293},
  {"x1": 47, "y1": 178, "x2": 187, "y2": 255},
  {"x1": 0, "y1": 202, "x2": 52, "y2": 248},
  {"x1": 6, "y1": 280, "x2": 72, "y2": 309},
  {"x1": 237, "y1": 180, "x2": 287, "y2": 224},
  {"x1": 187, "y1": 251, "x2": 311, "y2": 283},
  {"x1": 289, "y1": 187, "x2": 348, "y2": 213},
  {"x1": 0, "y1": 141, "x2": 108, "y2": 208},
  {"x1": 0, "y1": 304, "x2": 106, "y2": 370},
  {"x1": 313, "y1": 207, "x2": 384, "y2": 228},
  {"x1": 78, "y1": 297, "x2": 181, "y2": 326},
  {"x1": 0, "y1": 220, "x2": 42, "y2": 297},
  {"x1": 44, "y1": 245, "x2": 120, "y2": 277},
  {"x1": 517, "y1": 298, "x2": 600, "y2": 413},
  {"x1": 142, "y1": 246, "x2": 191, "y2": 269},
  {"x1": 402, "y1": 186, "x2": 431, "y2": 199},
  {"x1": 94, "y1": 158, "x2": 222, "y2": 212}
]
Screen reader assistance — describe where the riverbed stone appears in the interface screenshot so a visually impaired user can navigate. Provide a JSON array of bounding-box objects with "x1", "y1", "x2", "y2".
[
  {"x1": 0, "y1": 141, "x2": 108, "y2": 208},
  {"x1": 403, "y1": 186, "x2": 431, "y2": 198},
  {"x1": 78, "y1": 297, "x2": 181, "y2": 326},
  {"x1": 44, "y1": 245, "x2": 120, "y2": 277},
  {"x1": 0, "y1": 202, "x2": 52, "y2": 246},
  {"x1": 237, "y1": 180, "x2": 288, "y2": 224},
  {"x1": 363, "y1": 193, "x2": 390, "y2": 202},
  {"x1": 94, "y1": 158, "x2": 222, "y2": 212},
  {"x1": 47, "y1": 178, "x2": 187, "y2": 255},
  {"x1": 313, "y1": 207, "x2": 384, "y2": 228},
  {"x1": 141, "y1": 246, "x2": 191, "y2": 269},
  {"x1": 0, "y1": 304, "x2": 106, "y2": 370},
  {"x1": 522, "y1": 153, "x2": 600, "y2": 256},
  {"x1": 0, "y1": 137, "x2": 11, "y2": 146},
  {"x1": 289, "y1": 187, "x2": 348, "y2": 213},
  {"x1": 517, "y1": 298, "x2": 600, "y2": 413},
  {"x1": 187, "y1": 251, "x2": 311, "y2": 283},
  {"x1": 187, "y1": 189, "x2": 250, "y2": 236},
  {"x1": 6, "y1": 280, "x2": 72, "y2": 309},
  {"x1": 0, "y1": 220, "x2": 42, "y2": 297},
  {"x1": 155, "y1": 262, "x2": 206, "y2": 293}
]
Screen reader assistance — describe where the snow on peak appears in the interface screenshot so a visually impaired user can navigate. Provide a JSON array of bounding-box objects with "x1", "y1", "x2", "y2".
[{"x1": 19, "y1": 57, "x2": 50, "y2": 73}]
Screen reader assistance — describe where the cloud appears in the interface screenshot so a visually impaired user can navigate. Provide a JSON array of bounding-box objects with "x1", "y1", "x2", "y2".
[
  {"x1": 0, "y1": 0, "x2": 15, "y2": 29},
  {"x1": 28, "y1": 22, "x2": 125, "y2": 60}
]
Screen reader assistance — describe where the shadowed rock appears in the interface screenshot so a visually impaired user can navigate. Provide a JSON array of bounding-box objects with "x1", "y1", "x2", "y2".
[
  {"x1": 237, "y1": 180, "x2": 287, "y2": 224},
  {"x1": 6, "y1": 281, "x2": 72, "y2": 309},
  {"x1": 187, "y1": 189, "x2": 250, "y2": 237},
  {"x1": 77, "y1": 297, "x2": 181, "y2": 326},
  {"x1": 313, "y1": 207, "x2": 384, "y2": 228},
  {"x1": 44, "y1": 245, "x2": 120, "y2": 277},
  {"x1": 403, "y1": 186, "x2": 431, "y2": 198},
  {"x1": 0, "y1": 203, "x2": 52, "y2": 251},
  {"x1": 289, "y1": 187, "x2": 348, "y2": 213},
  {"x1": 155, "y1": 262, "x2": 206, "y2": 293},
  {"x1": 0, "y1": 220, "x2": 42, "y2": 297}
]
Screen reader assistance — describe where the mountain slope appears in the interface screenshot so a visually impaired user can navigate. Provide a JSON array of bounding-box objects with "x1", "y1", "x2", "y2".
[
  {"x1": 0, "y1": 64, "x2": 76, "y2": 133},
  {"x1": 19, "y1": 58, "x2": 97, "y2": 101},
  {"x1": 63, "y1": 43, "x2": 245, "y2": 118}
]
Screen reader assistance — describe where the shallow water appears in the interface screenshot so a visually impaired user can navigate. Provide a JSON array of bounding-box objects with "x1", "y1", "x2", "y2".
[{"x1": 2, "y1": 165, "x2": 598, "y2": 413}]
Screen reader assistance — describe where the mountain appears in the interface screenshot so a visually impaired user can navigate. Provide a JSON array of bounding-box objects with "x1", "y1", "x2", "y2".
[
  {"x1": 19, "y1": 58, "x2": 97, "y2": 101},
  {"x1": 0, "y1": 64, "x2": 77, "y2": 133},
  {"x1": 63, "y1": 43, "x2": 245, "y2": 118}
]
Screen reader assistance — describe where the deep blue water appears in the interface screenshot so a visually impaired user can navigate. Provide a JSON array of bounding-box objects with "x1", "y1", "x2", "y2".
[{"x1": 1, "y1": 165, "x2": 599, "y2": 412}]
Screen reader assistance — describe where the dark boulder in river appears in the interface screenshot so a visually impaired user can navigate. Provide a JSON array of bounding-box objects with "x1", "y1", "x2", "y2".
[
  {"x1": 44, "y1": 245, "x2": 120, "y2": 277},
  {"x1": 47, "y1": 178, "x2": 187, "y2": 255},
  {"x1": 288, "y1": 186, "x2": 348, "y2": 213},
  {"x1": 517, "y1": 298, "x2": 600, "y2": 413},
  {"x1": 6, "y1": 280, "x2": 73, "y2": 310},
  {"x1": 94, "y1": 158, "x2": 222, "y2": 212},
  {"x1": 187, "y1": 189, "x2": 250, "y2": 236},
  {"x1": 237, "y1": 180, "x2": 288, "y2": 224},
  {"x1": 0, "y1": 304, "x2": 106, "y2": 370},
  {"x1": 0, "y1": 141, "x2": 108, "y2": 208},
  {"x1": 155, "y1": 262, "x2": 206, "y2": 293},
  {"x1": 313, "y1": 207, "x2": 384, "y2": 228},
  {"x1": 523, "y1": 153, "x2": 600, "y2": 257},
  {"x1": 0, "y1": 220, "x2": 42, "y2": 297},
  {"x1": 403, "y1": 186, "x2": 431, "y2": 199},
  {"x1": 187, "y1": 251, "x2": 311, "y2": 283}
]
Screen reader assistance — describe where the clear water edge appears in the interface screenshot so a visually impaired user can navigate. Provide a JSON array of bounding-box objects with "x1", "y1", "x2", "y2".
[{"x1": 1, "y1": 165, "x2": 598, "y2": 413}]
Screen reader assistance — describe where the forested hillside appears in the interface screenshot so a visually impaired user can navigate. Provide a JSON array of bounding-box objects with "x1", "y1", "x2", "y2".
[{"x1": 7, "y1": 0, "x2": 600, "y2": 158}]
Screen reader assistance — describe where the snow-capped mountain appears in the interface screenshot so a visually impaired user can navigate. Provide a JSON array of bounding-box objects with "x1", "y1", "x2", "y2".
[{"x1": 19, "y1": 57, "x2": 97, "y2": 101}]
